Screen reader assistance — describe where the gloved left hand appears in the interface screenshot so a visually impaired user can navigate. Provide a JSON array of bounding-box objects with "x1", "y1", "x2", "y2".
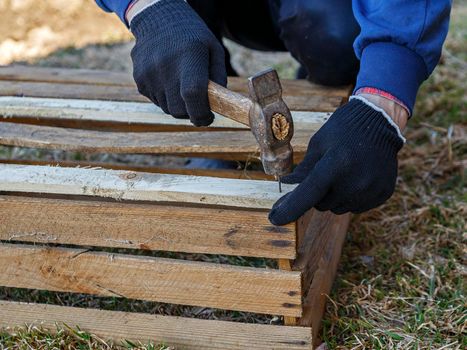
[{"x1": 269, "y1": 97, "x2": 405, "y2": 225}]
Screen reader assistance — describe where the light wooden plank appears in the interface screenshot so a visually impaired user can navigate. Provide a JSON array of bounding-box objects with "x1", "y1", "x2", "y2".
[
  {"x1": 0, "y1": 122, "x2": 310, "y2": 156},
  {"x1": 0, "y1": 301, "x2": 312, "y2": 350},
  {"x1": 0, "y1": 80, "x2": 344, "y2": 112},
  {"x1": 0, "y1": 164, "x2": 296, "y2": 209},
  {"x1": 0, "y1": 244, "x2": 302, "y2": 316},
  {"x1": 0, "y1": 96, "x2": 330, "y2": 131},
  {"x1": 0, "y1": 158, "x2": 274, "y2": 180},
  {"x1": 0, "y1": 64, "x2": 351, "y2": 98},
  {"x1": 295, "y1": 210, "x2": 351, "y2": 347},
  {"x1": 0, "y1": 195, "x2": 296, "y2": 258}
]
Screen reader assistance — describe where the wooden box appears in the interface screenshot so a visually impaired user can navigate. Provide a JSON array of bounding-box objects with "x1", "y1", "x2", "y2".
[{"x1": 0, "y1": 66, "x2": 351, "y2": 349}]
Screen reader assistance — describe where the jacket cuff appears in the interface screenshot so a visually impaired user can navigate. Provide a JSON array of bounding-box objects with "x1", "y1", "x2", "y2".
[
  {"x1": 354, "y1": 42, "x2": 428, "y2": 114},
  {"x1": 95, "y1": 0, "x2": 133, "y2": 25}
]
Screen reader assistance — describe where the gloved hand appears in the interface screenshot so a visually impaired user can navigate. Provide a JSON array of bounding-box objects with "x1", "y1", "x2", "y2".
[
  {"x1": 269, "y1": 97, "x2": 405, "y2": 225},
  {"x1": 130, "y1": 0, "x2": 226, "y2": 126}
]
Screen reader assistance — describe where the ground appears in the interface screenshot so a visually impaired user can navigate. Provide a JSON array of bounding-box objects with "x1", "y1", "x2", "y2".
[{"x1": 0, "y1": 1, "x2": 465, "y2": 349}]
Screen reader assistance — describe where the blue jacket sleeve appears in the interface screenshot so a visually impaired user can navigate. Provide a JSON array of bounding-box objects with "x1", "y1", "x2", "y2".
[
  {"x1": 95, "y1": 0, "x2": 132, "y2": 24},
  {"x1": 352, "y1": 0, "x2": 451, "y2": 113}
]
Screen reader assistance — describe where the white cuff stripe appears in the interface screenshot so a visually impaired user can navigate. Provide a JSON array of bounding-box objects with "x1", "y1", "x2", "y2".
[
  {"x1": 127, "y1": 0, "x2": 163, "y2": 27},
  {"x1": 350, "y1": 95, "x2": 406, "y2": 143}
]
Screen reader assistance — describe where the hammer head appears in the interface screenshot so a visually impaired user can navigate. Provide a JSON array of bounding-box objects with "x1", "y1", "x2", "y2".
[{"x1": 248, "y1": 68, "x2": 294, "y2": 177}]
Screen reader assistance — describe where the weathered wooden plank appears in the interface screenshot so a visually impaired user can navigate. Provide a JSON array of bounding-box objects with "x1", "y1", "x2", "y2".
[
  {"x1": 0, "y1": 80, "x2": 148, "y2": 101},
  {"x1": 278, "y1": 258, "x2": 299, "y2": 326},
  {"x1": 295, "y1": 210, "x2": 351, "y2": 347},
  {"x1": 0, "y1": 64, "x2": 351, "y2": 98},
  {"x1": 0, "y1": 122, "x2": 310, "y2": 156},
  {"x1": 0, "y1": 66, "x2": 134, "y2": 86},
  {"x1": 294, "y1": 211, "x2": 336, "y2": 289},
  {"x1": 0, "y1": 97, "x2": 331, "y2": 131},
  {"x1": 0, "y1": 195, "x2": 295, "y2": 258},
  {"x1": 0, "y1": 159, "x2": 273, "y2": 180},
  {"x1": 0, "y1": 164, "x2": 295, "y2": 209},
  {"x1": 0, "y1": 301, "x2": 312, "y2": 350},
  {"x1": 0, "y1": 244, "x2": 302, "y2": 316},
  {"x1": 0, "y1": 80, "x2": 344, "y2": 112}
]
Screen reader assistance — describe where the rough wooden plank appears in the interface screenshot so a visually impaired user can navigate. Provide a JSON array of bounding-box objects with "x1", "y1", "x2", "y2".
[
  {"x1": 0, "y1": 122, "x2": 310, "y2": 156},
  {"x1": 0, "y1": 65, "x2": 134, "y2": 86},
  {"x1": 0, "y1": 164, "x2": 296, "y2": 209},
  {"x1": 0, "y1": 80, "x2": 147, "y2": 101},
  {"x1": 0, "y1": 243, "x2": 302, "y2": 316},
  {"x1": 0, "y1": 301, "x2": 312, "y2": 350},
  {"x1": 0, "y1": 80, "x2": 344, "y2": 112},
  {"x1": 0, "y1": 159, "x2": 273, "y2": 180},
  {"x1": 278, "y1": 259, "x2": 299, "y2": 326},
  {"x1": 0, "y1": 64, "x2": 351, "y2": 98},
  {"x1": 228, "y1": 77, "x2": 351, "y2": 99},
  {"x1": 294, "y1": 211, "x2": 337, "y2": 289},
  {"x1": 0, "y1": 195, "x2": 296, "y2": 258},
  {"x1": 0, "y1": 97, "x2": 331, "y2": 131},
  {"x1": 295, "y1": 211, "x2": 351, "y2": 347}
]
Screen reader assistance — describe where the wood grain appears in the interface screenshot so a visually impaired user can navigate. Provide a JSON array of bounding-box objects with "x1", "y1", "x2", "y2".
[
  {"x1": 0, "y1": 64, "x2": 351, "y2": 98},
  {"x1": 295, "y1": 210, "x2": 351, "y2": 347},
  {"x1": 0, "y1": 80, "x2": 345, "y2": 112},
  {"x1": 0, "y1": 122, "x2": 310, "y2": 156},
  {"x1": 294, "y1": 211, "x2": 336, "y2": 289},
  {"x1": 0, "y1": 164, "x2": 296, "y2": 209},
  {"x1": 0, "y1": 301, "x2": 312, "y2": 350},
  {"x1": 0, "y1": 96, "x2": 330, "y2": 131},
  {"x1": 208, "y1": 81, "x2": 252, "y2": 126},
  {"x1": 0, "y1": 158, "x2": 274, "y2": 180},
  {"x1": 0, "y1": 65, "x2": 135, "y2": 86},
  {"x1": 0, "y1": 243, "x2": 302, "y2": 316},
  {"x1": 278, "y1": 258, "x2": 299, "y2": 326},
  {"x1": 0, "y1": 195, "x2": 296, "y2": 258}
]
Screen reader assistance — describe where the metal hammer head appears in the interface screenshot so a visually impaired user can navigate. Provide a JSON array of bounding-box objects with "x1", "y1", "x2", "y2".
[{"x1": 247, "y1": 68, "x2": 294, "y2": 177}]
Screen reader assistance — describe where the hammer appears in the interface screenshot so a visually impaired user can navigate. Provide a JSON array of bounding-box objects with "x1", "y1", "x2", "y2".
[{"x1": 207, "y1": 68, "x2": 294, "y2": 192}]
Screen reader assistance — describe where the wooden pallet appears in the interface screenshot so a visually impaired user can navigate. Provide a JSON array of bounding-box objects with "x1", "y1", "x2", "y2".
[{"x1": 0, "y1": 66, "x2": 352, "y2": 349}]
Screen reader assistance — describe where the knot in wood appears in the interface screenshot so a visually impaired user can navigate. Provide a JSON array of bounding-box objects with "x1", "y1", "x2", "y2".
[{"x1": 271, "y1": 113, "x2": 289, "y2": 140}]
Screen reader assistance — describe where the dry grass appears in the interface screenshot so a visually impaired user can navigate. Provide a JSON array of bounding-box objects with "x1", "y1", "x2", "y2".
[
  {"x1": 321, "y1": 5, "x2": 467, "y2": 348},
  {"x1": 0, "y1": 324, "x2": 172, "y2": 350},
  {"x1": 0, "y1": 1, "x2": 466, "y2": 349}
]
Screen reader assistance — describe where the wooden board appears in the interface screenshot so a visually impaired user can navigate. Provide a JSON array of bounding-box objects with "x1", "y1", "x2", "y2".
[
  {"x1": 0, "y1": 158, "x2": 274, "y2": 180},
  {"x1": 0, "y1": 164, "x2": 295, "y2": 209},
  {"x1": 0, "y1": 80, "x2": 345, "y2": 112},
  {"x1": 0, "y1": 195, "x2": 296, "y2": 258},
  {"x1": 0, "y1": 301, "x2": 312, "y2": 350},
  {"x1": 277, "y1": 258, "x2": 299, "y2": 327},
  {"x1": 0, "y1": 65, "x2": 351, "y2": 98},
  {"x1": 295, "y1": 210, "x2": 351, "y2": 347},
  {"x1": 0, "y1": 96, "x2": 330, "y2": 131},
  {"x1": 0, "y1": 121, "x2": 310, "y2": 157},
  {"x1": 0, "y1": 243, "x2": 302, "y2": 316},
  {"x1": 0, "y1": 66, "x2": 135, "y2": 86}
]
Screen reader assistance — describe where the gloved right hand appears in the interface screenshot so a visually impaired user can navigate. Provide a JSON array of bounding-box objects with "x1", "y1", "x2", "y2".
[{"x1": 130, "y1": 0, "x2": 227, "y2": 126}]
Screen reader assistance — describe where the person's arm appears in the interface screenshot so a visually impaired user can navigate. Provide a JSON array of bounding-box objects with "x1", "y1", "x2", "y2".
[
  {"x1": 269, "y1": 1, "x2": 452, "y2": 225},
  {"x1": 353, "y1": 0, "x2": 452, "y2": 115}
]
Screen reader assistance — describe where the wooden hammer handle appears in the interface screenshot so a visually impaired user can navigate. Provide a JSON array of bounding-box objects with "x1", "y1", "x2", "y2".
[{"x1": 207, "y1": 81, "x2": 252, "y2": 127}]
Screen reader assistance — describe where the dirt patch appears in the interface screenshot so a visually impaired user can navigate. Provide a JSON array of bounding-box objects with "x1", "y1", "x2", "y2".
[{"x1": 0, "y1": 0, "x2": 131, "y2": 65}]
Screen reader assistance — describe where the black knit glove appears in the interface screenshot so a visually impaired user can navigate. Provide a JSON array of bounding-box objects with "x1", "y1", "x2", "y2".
[
  {"x1": 130, "y1": 0, "x2": 226, "y2": 126},
  {"x1": 269, "y1": 98, "x2": 405, "y2": 225}
]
